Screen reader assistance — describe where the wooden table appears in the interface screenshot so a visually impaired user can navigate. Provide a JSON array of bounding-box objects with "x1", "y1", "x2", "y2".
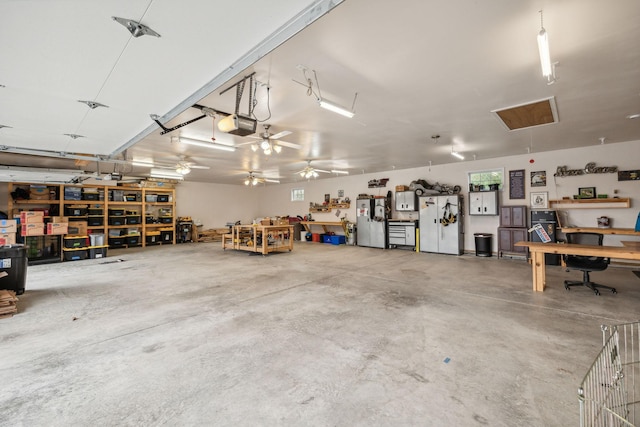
[
  {"x1": 299, "y1": 221, "x2": 347, "y2": 234},
  {"x1": 514, "y1": 241, "x2": 640, "y2": 292},
  {"x1": 222, "y1": 224, "x2": 294, "y2": 255}
]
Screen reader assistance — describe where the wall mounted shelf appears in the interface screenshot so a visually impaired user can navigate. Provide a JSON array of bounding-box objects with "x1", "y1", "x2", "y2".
[{"x1": 549, "y1": 198, "x2": 630, "y2": 209}]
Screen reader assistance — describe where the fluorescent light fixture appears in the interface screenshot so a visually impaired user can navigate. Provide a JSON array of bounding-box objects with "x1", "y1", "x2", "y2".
[
  {"x1": 331, "y1": 169, "x2": 349, "y2": 175},
  {"x1": 451, "y1": 151, "x2": 465, "y2": 160},
  {"x1": 179, "y1": 137, "x2": 236, "y2": 152},
  {"x1": 319, "y1": 99, "x2": 354, "y2": 118},
  {"x1": 0, "y1": 166, "x2": 86, "y2": 183},
  {"x1": 150, "y1": 169, "x2": 184, "y2": 180},
  {"x1": 132, "y1": 160, "x2": 154, "y2": 167},
  {"x1": 627, "y1": 113, "x2": 640, "y2": 119},
  {"x1": 537, "y1": 28, "x2": 552, "y2": 78}
]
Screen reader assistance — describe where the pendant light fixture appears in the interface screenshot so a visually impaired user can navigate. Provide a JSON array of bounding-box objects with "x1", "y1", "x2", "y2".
[{"x1": 537, "y1": 10, "x2": 556, "y2": 84}]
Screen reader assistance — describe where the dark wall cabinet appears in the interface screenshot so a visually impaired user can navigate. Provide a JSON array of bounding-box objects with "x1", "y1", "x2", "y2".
[{"x1": 498, "y1": 205, "x2": 528, "y2": 258}]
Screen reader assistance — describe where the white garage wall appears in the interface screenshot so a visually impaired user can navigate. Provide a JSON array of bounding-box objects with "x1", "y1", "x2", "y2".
[
  {"x1": 176, "y1": 182, "x2": 259, "y2": 229},
  {"x1": 252, "y1": 139, "x2": 640, "y2": 252}
]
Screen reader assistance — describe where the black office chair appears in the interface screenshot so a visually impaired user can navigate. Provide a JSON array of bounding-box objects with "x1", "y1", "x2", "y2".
[{"x1": 563, "y1": 232, "x2": 616, "y2": 295}]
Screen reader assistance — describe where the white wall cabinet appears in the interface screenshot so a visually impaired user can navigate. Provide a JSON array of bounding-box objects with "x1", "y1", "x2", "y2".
[
  {"x1": 395, "y1": 191, "x2": 417, "y2": 211},
  {"x1": 469, "y1": 191, "x2": 499, "y2": 216}
]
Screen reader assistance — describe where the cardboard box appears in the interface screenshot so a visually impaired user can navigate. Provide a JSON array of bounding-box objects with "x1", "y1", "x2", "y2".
[
  {"x1": 67, "y1": 221, "x2": 88, "y2": 236},
  {"x1": 20, "y1": 211, "x2": 45, "y2": 223},
  {"x1": 0, "y1": 233, "x2": 16, "y2": 245},
  {"x1": 260, "y1": 218, "x2": 272, "y2": 225},
  {"x1": 395, "y1": 185, "x2": 410, "y2": 191},
  {"x1": 0, "y1": 220, "x2": 18, "y2": 233},
  {"x1": 47, "y1": 222, "x2": 69, "y2": 235},
  {"x1": 274, "y1": 218, "x2": 289, "y2": 226},
  {"x1": 51, "y1": 216, "x2": 69, "y2": 223},
  {"x1": 21, "y1": 223, "x2": 45, "y2": 236}
]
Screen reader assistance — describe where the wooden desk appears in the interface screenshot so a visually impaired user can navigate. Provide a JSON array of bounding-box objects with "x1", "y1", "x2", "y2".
[
  {"x1": 560, "y1": 227, "x2": 640, "y2": 236},
  {"x1": 514, "y1": 241, "x2": 640, "y2": 292},
  {"x1": 223, "y1": 225, "x2": 294, "y2": 255},
  {"x1": 299, "y1": 221, "x2": 347, "y2": 234}
]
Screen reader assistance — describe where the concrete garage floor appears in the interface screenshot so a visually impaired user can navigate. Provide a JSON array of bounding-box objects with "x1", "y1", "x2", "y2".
[{"x1": 2, "y1": 242, "x2": 640, "y2": 426}]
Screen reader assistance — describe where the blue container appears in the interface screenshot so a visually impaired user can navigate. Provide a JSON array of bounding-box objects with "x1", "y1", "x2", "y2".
[
  {"x1": 329, "y1": 235, "x2": 346, "y2": 245},
  {"x1": 322, "y1": 234, "x2": 333, "y2": 244}
]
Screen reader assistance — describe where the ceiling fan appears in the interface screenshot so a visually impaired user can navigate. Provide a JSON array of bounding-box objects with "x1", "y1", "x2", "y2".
[
  {"x1": 295, "y1": 160, "x2": 349, "y2": 179},
  {"x1": 154, "y1": 155, "x2": 210, "y2": 176},
  {"x1": 244, "y1": 171, "x2": 280, "y2": 186},
  {"x1": 237, "y1": 124, "x2": 301, "y2": 155}
]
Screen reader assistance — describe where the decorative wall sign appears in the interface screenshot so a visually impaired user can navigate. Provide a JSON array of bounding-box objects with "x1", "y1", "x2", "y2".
[
  {"x1": 530, "y1": 171, "x2": 546, "y2": 187},
  {"x1": 554, "y1": 162, "x2": 617, "y2": 177},
  {"x1": 338, "y1": 189, "x2": 344, "y2": 197},
  {"x1": 618, "y1": 170, "x2": 640, "y2": 181},
  {"x1": 509, "y1": 169, "x2": 526, "y2": 199}
]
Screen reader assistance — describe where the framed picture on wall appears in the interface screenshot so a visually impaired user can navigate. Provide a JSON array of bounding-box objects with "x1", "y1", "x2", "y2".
[
  {"x1": 530, "y1": 191, "x2": 549, "y2": 209},
  {"x1": 530, "y1": 171, "x2": 546, "y2": 187},
  {"x1": 578, "y1": 187, "x2": 596, "y2": 199}
]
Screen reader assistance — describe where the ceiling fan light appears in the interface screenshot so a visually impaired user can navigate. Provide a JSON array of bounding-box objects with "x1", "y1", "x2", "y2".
[
  {"x1": 264, "y1": 146, "x2": 272, "y2": 155},
  {"x1": 252, "y1": 177, "x2": 259, "y2": 185},
  {"x1": 260, "y1": 140, "x2": 270, "y2": 150},
  {"x1": 273, "y1": 144, "x2": 282, "y2": 154},
  {"x1": 300, "y1": 171, "x2": 306, "y2": 177},
  {"x1": 251, "y1": 144, "x2": 259, "y2": 152},
  {"x1": 244, "y1": 178, "x2": 250, "y2": 186},
  {"x1": 313, "y1": 171, "x2": 319, "y2": 178}
]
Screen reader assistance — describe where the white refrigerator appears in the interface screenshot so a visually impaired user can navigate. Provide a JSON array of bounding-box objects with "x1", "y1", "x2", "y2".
[{"x1": 419, "y1": 195, "x2": 464, "y2": 255}]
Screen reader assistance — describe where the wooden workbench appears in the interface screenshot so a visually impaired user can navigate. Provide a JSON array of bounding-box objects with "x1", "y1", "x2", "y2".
[
  {"x1": 222, "y1": 224, "x2": 294, "y2": 255},
  {"x1": 299, "y1": 221, "x2": 347, "y2": 234},
  {"x1": 560, "y1": 227, "x2": 640, "y2": 236},
  {"x1": 514, "y1": 241, "x2": 640, "y2": 292}
]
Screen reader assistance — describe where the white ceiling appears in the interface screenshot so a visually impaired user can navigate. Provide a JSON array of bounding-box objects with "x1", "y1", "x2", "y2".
[{"x1": 1, "y1": 0, "x2": 640, "y2": 185}]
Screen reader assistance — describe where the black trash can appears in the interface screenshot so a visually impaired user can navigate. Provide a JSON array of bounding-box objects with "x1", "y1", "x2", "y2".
[
  {"x1": 0, "y1": 244, "x2": 28, "y2": 295},
  {"x1": 474, "y1": 233, "x2": 492, "y2": 257}
]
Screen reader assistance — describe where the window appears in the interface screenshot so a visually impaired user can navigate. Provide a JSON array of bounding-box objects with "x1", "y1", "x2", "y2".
[
  {"x1": 291, "y1": 188, "x2": 305, "y2": 201},
  {"x1": 468, "y1": 168, "x2": 504, "y2": 191}
]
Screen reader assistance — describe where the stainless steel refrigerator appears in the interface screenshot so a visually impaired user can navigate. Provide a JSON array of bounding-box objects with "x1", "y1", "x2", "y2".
[
  {"x1": 356, "y1": 196, "x2": 388, "y2": 249},
  {"x1": 419, "y1": 194, "x2": 464, "y2": 255}
]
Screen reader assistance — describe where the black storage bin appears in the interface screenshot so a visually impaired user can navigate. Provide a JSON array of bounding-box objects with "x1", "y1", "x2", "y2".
[
  {"x1": 146, "y1": 233, "x2": 160, "y2": 245},
  {"x1": 109, "y1": 237, "x2": 125, "y2": 248},
  {"x1": 157, "y1": 194, "x2": 169, "y2": 203},
  {"x1": 160, "y1": 230, "x2": 173, "y2": 242},
  {"x1": 145, "y1": 216, "x2": 155, "y2": 224},
  {"x1": 87, "y1": 216, "x2": 104, "y2": 226},
  {"x1": 108, "y1": 208, "x2": 125, "y2": 216},
  {"x1": 64, "y1": 236, "x2": 88, "y2": 249},
  {"x1": 0, "y1": 244, "x2": 28, "y2": 295},
  {"x1": 63, "y1": 249, "x2": 88, "y2": 261},
  {"x1": 125, "y1": 236, "x2": 140, "y2": 246},
  {"x1": 89, "y1": 247, "x2": 108, "y2": 259},
  {"x1": 159, "y1": 216, "x2": 173, "y2": 224},
  {"x1": 474, "y1": 233, "x2": 493, "y2": 257},
  {"x1": 64, "y1": 206, "x2": 87, "y2": 217},
  {"x1": 64, "y1": 187, "x2": 82, "y2": 201},
  {"x1": 126, "y1": 216, "x2": 140, "y2": 225},
  {"x1": 108, "y1": 216, "x2": 125, "y2": 226},
  {"x1": 88, "y1": 208, "x2": 103, "y2": 216},
  {"x1": 82, "y1": 193, "x2": 99, "y2": 201}
]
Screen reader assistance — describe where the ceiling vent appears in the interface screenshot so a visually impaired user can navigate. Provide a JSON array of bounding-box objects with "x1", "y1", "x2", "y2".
[{"x1": 492, "y1": 96, "x2": 558, "y2": 131}]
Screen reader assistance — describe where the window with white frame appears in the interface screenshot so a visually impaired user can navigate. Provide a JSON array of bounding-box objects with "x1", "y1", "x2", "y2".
[
  {"x1": 468, "y1": 168, "x2": 504, "y2": 191},
  {"x1": 291, "y1": 188, "x2": 305, "y2": 201}
]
